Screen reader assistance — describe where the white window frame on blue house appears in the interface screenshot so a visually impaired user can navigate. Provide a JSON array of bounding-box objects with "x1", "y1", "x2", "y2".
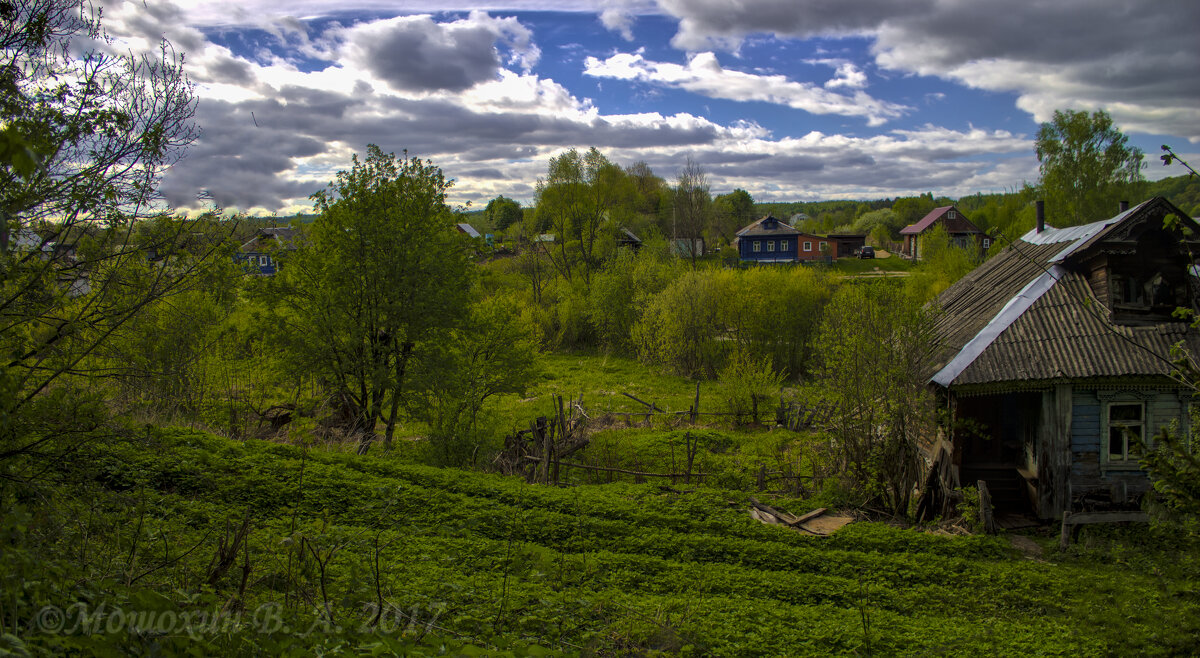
[
  {"x1": 1098, "y1": 391, "x2": 1153, "y2": 470},
  {"x1": 767, "y1": 241, "x2": 775, "y2": 252},
  {"x1": 752, "y1": 241, "x2": 761, "y2": 253},
  {"x1": 259, "y1": 255, "x2": 268, "y2": 266},
  {"x1": 781, "y1": 240, "x2": 788, "y2": 251}
]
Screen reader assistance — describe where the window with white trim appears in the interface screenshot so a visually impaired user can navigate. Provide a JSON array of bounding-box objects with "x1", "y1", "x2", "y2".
[
  {"x1": 1107, "y1": 402, "x2": 1144, "y2": 465},
  {"x1": 982, "y1": 238, "x2": 991, "y2": 250},
  {"x1": 780, "y1": 240, "x2": 788, "y2": 251},
  {"x1": 767, "y1": 240, "x2": 775, "y2": 252},
  {"x1": 803, "y1": 241, "x2": 812, "y2": 252},
  {"x1": 752, "y1": 241, "x2": 761, "y2": 253},
  {"x1": 948, "y1": 209, "x2": 957, "y2": 219},
  {"x1": 259, "y1": 255, "x2": 268, "y2": 266}
]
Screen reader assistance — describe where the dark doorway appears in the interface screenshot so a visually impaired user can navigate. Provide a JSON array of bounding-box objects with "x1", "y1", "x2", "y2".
[{"x1": 955, "y1": 392, "x2": 1041, "y2": 513}]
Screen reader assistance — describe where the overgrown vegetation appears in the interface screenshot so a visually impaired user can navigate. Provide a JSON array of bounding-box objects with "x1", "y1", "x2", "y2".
[{"x1": 4, "y1": 3, "x2": 1199, "y2": 653}]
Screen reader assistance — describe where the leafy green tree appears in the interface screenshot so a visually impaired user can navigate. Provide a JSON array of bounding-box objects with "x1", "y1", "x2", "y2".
[
  {"x1": 625, "y1": 160, "x2": 668, "y2": 228},
  {"x1": 712, "y1": 188, "x2": 755, "y2": 244},
  {"x1": 672, "y1": 156, "x2": 711, "y2": 266},
  {"x1": 1036, "y1": 109, "x2": 1144, "y2": 226},
  {"x1": 718, "y1": 349, "x2": 784, "y2": 426},
  {"x1": 266, "y1": 145, "x2": 471, "y2": 453},
  {"x1": 633, "y1": 270, "x2": 724, "y2": 378},
  {"x1": 853, "y1": 208, "x2": 903, "y2": 241},
  {"x1": 588, "y1": 247, "x2": 676, "y2": 352},
  {"x1": 534, "y1": 147, "x2": 631, "y2": 286},
  {"x1": 407, "y1": 293, "x2": 540, "y2": 465},
  {"x1": 816, "y1": 282, "x2": 938, "y2": 516},
  {"x1": 0, "y1": 0, "x2": 223, "y2": 467},
  {"x1": 904, "y1": 224, "x2": 977, "y2": 301},
  {"x1": 484, "y1": 195, "x2": 523, "y2": 233},
  {"x1": 892, "y1": 194, "x2": 937, "y2": 229}
]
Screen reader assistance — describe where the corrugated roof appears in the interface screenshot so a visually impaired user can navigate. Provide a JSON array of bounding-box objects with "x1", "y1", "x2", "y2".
[
  {"x1": 928, "y1": 196, "x2": 1200, "y2": 389},
  {"x1": 951, "y1": 277, "x2": 1198, "y2": 385},
  {"x1": 737, "y1": 215, "x2": 800, "y2": 237},
  {"x1": 240, "y1": 226, "x2": 300, "y2": 252}
]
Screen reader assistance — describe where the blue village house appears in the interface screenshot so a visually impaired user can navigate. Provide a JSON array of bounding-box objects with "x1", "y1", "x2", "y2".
[
  {"x1": 922, "y1": 197, "x2": 1200, "y2": 520},
  {"x1": 238, "y1": 226, "x2": 299, "y2": 275},
  {"x1": 734, "y1": 215, "x2": 838, "y2": 263}
]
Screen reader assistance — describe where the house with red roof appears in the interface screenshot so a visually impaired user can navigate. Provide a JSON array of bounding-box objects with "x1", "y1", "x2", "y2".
[{"x1": 898, "y1": 205, "x2": 987, "y2": 260}]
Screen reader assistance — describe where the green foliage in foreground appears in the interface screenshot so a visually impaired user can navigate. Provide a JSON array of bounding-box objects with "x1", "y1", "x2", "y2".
[{"x1": 5, "y1": 428, "x2": 1199, "y2": 655}]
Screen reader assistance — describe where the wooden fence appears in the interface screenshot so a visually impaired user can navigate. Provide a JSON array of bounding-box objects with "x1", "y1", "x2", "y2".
[{"x1": 494, "y1": 391, "x2": 826, "y2": 489}]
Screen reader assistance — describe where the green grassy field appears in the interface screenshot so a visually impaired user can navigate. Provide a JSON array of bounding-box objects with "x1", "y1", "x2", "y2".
[
  {"x1": 826, "y1": 252, "x2": 915, "y2": 275},
  {"x1": 9, "y1": 427, "x2": 1198, "y2": 656}
]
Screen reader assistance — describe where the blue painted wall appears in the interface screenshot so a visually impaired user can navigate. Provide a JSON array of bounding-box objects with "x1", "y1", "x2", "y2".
[
  {"x1": 739, "y1": 235, "x2": 798, "y2": 262},
  {"x1": 237, "y1": 252, "x2": 279, "y2": 275}
]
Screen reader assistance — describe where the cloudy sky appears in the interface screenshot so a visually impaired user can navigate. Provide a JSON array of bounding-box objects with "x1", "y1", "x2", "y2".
[{"x1": 99, "y1": 0, "x2": 1200, "y2": 214}]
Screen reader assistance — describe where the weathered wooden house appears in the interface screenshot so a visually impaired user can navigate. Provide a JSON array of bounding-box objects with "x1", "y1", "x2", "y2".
[
  {"x1": 925, "y1": 197, "x2": 1200, "y2": 520},
  {"x1": 899, "y1": 205, "x2": 987, "y2": 260},
  {"x1": 616, "y1": 227, "x2": 642, "y2": 251},
  {"x1": 455, "y1": 222, "x2": 482, "y2": 239},
  {"x1": 238, "y1": 226, "x2": 299, "y2": 275},
  {"x1": 734, "y1": 215, "x2": 834, "y2": 263}
]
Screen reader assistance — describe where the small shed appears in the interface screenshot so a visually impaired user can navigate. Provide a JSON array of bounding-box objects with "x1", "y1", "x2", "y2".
[
  {"x1": 617, "y1": 228, "x2": 642, "y2": 251},
  {"x1": 456, "y1": 223, "x2": 482, "y2": 239},
  {"x1": 826, "y1": 233, "x2": 866, "y2": 258}
]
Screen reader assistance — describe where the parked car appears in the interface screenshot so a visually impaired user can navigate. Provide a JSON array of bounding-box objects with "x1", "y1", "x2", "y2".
[{"x1": 857, "y1": 246, "x2": 875, "y2": 259}]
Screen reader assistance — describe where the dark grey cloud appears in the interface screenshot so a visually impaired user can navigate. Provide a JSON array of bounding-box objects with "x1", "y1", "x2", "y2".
[
  {"x1": 160, "y1": 99, "x2": 329, "y2": 210},
  {"x1": 658, "y1": 0, "x2": 929, "y2": 48},
  {"x1": 160, "y1": 86, "x2": 724, "y2": 210},
  {"x1": 340, "y1": 13, "x2": 539, "y2": 93},
  {"x1": 119, "y1": 2, "x2": 205, "y2": 51},
  {"x1": 659, "y1": 0, "x2": 1200, "y2": 140},
  {"x1": 456, "y1": 167, "x2": 507, "y2": 180},
  {"x1": 193, "y1": 54, "x2": 256, "y2": 85},
  {"x1": 360, "y1": 20, "x2": 500, "y2": 92}
]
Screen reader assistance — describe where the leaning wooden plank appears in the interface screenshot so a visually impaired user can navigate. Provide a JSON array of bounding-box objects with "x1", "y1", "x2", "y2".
[
  {"x1": 749, "y1": 498, "x2": 796, "y2": 524},
  {"x1": 750, "y1": 508, "x2": 778, "y2": 524},
  {"x1": 792, "y1": 507, "x2": 828, "y2": 525},
  {"x1": 1059, "y1": 511, "x2": 1074, "y2": 550},
  {"x1": 621, "y1": 391, "x2": 664, "y2": 412}
]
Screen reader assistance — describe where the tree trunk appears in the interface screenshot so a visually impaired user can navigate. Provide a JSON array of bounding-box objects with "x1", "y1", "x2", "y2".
[{"x1": 382, "y1": 342, "x2": 414, "y2": 450}]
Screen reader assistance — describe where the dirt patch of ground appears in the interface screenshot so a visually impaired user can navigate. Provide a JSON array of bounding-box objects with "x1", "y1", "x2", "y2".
[{"x1": 1009, "y1": 534, "x2": 1045, "y2": 560}]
